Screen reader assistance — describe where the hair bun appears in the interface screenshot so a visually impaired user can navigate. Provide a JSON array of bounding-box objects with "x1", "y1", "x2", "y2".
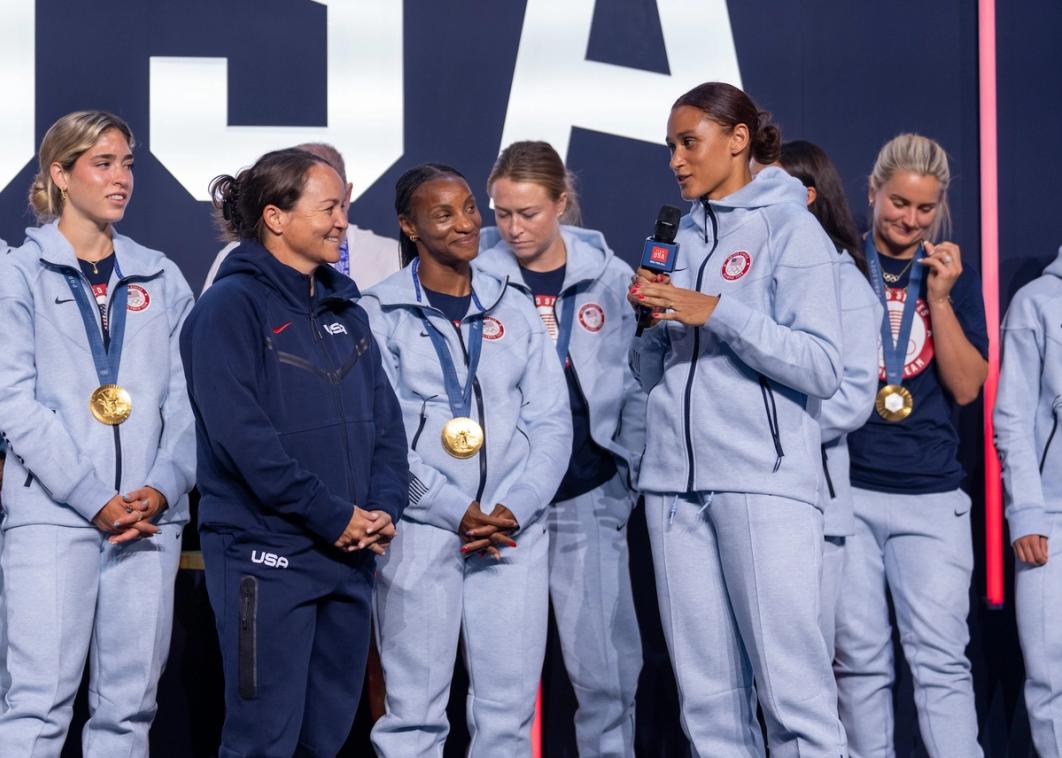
[{"x1": 752, "y1": 113, "x2": 782, "y2": 165}]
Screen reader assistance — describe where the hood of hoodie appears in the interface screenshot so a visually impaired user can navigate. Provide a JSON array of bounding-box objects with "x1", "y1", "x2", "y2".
[
  {"x1": 477, "y1": 225, "x2": 614, "y2": 293},
  {"x1": 24, "y1": 220, "x2": 168, "y2": 279},
  {"x1": 688, "y1": 166, "x2": 809, "y2": 241},
  {"x1": 1044, "y1": 245, "x2": 1062, "y2": 278},
  {"x1": 214, "y1": 239, "x2": 360, "y2": 312},
  {"x1": 362, "y1": 257, "x2": 508, "y2": 316}
]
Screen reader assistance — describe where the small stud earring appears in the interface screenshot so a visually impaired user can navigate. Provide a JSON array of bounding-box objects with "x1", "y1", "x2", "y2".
[{"x1": 410, "y1": 234, "x2": 419, "y2": 242}]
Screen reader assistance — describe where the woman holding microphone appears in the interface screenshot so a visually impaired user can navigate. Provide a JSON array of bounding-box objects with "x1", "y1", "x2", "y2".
[
  {"x1": 478, "y1": 140, "x2": 645, "y2": 756},
  {"x1": 0, "y1": 111, "x2": 195, "y2": 757},
  {"x1": 629, "y1": 82, "x2": 847, "y2": 756},
  {"x1": 835, "y1": 134, "x2": 988, "y2": 757},
  {"x1": 362, "y1": 163, "x2": 571, "y2": 757}
]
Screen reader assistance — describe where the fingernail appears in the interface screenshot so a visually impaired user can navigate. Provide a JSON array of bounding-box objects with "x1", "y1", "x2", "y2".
[
  {"x1": 637, "y1": 295, "x2": 646, "y2": 301},
  {"x1": 113, "y1": 520, "x2": 121, "y2": 528},
  {"x1": 461, "y1": 545, "x2": 471, "y2": 554},
  {"x1": 123, "y1": 494, "x2": 133, "y2": 502}
]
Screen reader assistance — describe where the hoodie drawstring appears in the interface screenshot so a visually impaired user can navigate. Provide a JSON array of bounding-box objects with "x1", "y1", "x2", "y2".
[
  {"x1": 667, "y1": 491, "x2": 715, "y2": 526},
  {"x1": 759, "y1": 376, "x2": 785, "y2": 472}
]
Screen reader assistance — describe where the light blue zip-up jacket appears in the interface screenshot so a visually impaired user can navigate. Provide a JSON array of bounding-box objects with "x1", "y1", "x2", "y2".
[
  {"x1": 477, "y1": 225, "x2": 647, "y2": 487},
  {"x1": 359, "y1": 262, "x2": 572, "y2": 533},
  {"x1": 995, "y1": 246, "x2": 1062, "y2": 541},
  {"x1": 630, "y1": 167, "x2": 843, "y2": 505},
  {"x1": 0, "y1": 221, "x2": 195, "y2": 528},
  {"x1": 819, "y1": 251, "x2": 882, "y2": 536}
]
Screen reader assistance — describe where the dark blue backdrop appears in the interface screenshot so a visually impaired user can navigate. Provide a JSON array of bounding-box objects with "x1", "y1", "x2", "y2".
[{"x1": 4, "y1": 1, "x2": 1061, "y2": 755}]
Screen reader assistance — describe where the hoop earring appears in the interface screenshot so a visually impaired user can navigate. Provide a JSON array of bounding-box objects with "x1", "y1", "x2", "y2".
[
  {"x1": 60, "y1": 187, "x2": 68, "y2": 201},
  {"x1": 410, "y1": 234, "x2": 419, "y2": 242}
]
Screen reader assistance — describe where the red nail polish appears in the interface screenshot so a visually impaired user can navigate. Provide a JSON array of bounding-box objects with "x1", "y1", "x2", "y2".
[{"x1": 637, "y1": 295, "x2": 646, "y2": 301}]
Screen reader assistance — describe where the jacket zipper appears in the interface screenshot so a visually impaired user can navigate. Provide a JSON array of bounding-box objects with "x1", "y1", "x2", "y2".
[
  {"x1": 105, "y1": 279, "x2": 123, "y2": 491},
  {"x1": 411, "y1": 397, "x2": 431, "y2": 451},
  {"x1": 452, "y1": 323, "x2": 488, "y2": 502},
  {"x1": 307, "y1": 288, "x2": 355, "y2": 500},
  {"x1": 1040, "y1": 404, "x2": 1059, "y2": 474},
  {"x1": 820, "y1": 445, "x2": 836, "y2": 499},
  {"x1": 683, "y1": 201, "x2": 720, "y2": 492}
]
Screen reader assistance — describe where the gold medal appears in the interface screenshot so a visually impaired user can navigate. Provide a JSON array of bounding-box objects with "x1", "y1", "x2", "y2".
[
  {"x1": 89, "y1": 384, "x2": 132, "y2": 425},
  {"x1": 441, "y1": 417, "x2": 484, "y2": 459},
  {"x1": 875, "y1": 384, "x2": 913, "y2": 422}
]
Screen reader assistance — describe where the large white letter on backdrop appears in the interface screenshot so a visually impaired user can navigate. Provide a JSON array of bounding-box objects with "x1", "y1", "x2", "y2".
[
  {"x1": 500, "y1": 0, "x2": 741, "y2": 158},
  {"x1": 149, "y1": 0, "x2": 402, "y2": 202},
  {"x1": 0, "y1": 0, "x2": 35, "y2": 193}
]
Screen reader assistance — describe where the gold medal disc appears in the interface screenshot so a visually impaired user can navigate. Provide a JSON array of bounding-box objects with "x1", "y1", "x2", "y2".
[
  {"x1": 89, "y1": 384, "x2": 132, "y2": 425},
  {"x1": 441, "y1": 417, "x2": 484, "y2": 459},
  {"x1": 875, "y1": 384, "x2": 913, "y2": 422}
]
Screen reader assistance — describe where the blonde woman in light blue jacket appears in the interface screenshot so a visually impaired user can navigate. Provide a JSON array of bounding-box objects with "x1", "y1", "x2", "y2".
[
  {"x1": 477, "y1": 140, "x2": 646, "y2": 758},
  {"x1": 0, "y1": 112, "x2": 195, "y2": 757}
]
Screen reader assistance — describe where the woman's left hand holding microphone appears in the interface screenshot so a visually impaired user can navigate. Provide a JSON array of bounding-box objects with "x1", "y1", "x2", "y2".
[{"x1": 628, "y1": 268, "x2": 720, "y2": 327}]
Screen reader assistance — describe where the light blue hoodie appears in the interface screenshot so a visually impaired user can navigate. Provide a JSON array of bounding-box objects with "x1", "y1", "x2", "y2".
[
  {"x1": 477, "y1": 225, "x2": 647, "y2": 485},
  {"x1": 0, "y1": 221, "x2": 196, "y2": 528},
  {"x1": 818, "y1": 251, "x2": 882, "y2": 536},
  {"x1": 995, "y1": 246, "x2": 1062, "y2": 541},
  {"x1": 630, "y1": 167, "x2": 843, "y2": 505},
  {"x1": 359, "y1": 262, "x2": 572, "y2": 533}
]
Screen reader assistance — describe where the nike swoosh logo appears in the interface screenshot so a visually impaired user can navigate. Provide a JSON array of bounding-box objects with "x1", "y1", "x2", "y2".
[
  {"x1": 272, "y1": 321, "x2": 293, "y2": 334},
  {"x1": 55, "y1": 296, "x2": 74, "y2": 304}
]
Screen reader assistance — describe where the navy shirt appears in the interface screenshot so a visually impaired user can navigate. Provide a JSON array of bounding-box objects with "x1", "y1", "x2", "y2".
[
  {"x1": 423, "y1": 286, "x2": 470, "y2": 326},
  {"x1": 848, "y1": 249, "x2": 989, "y2": 494},
  {"x1": 521, "y1": 265, "x2": 616, "y2": 502},
  {"x1": 79, "y1": 253, "x2": 115, "y2": 349}
]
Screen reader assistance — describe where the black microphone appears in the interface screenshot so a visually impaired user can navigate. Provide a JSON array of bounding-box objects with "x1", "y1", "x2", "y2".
[{"x1": 635, "y1": 205, "x2": 682, "y2": 335}]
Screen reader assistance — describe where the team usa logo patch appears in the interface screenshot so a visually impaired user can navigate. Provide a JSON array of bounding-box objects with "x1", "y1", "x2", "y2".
[
  {"x1": 126, "y1": 284, "x2": 150, "y2": 312},
  {"x1": 879, "y1": 288, "x2": 934, "y2": 380},
  {"x1": 721, "y1": 251, "x2": 752, "y2": 281},
  {"x1": 578, "y1": 303, "x2": 605, "y2": 333},
  {"x1": 482, "y1": 316, "x2": 505, "y2": 340}
]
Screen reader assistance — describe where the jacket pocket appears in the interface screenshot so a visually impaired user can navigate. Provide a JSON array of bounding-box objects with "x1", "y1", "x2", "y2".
[{"x1": 238, "y1": 575, "x2": 258, "y2": 699}]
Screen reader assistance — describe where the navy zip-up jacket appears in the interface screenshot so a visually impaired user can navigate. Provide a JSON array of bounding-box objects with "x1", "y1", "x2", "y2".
[{"x1": 180, "y1": 240, "x2": 409, "y2": 543}]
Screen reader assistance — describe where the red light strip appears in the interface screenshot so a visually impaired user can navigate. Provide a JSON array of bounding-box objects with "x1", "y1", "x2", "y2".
[
  {"x1": 532, "y1": 682, "x2": 543, "y2": 757},
  {"x1": 979, "y1": 0, "x2": 1004, "y2": 608}
]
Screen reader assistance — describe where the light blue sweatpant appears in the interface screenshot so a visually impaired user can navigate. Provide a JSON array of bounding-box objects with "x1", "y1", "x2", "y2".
[
  {"x1": 834, "y1": 487, "x2": 982, "y2": 758},
  {"x1": 645, "y1": 491, "x2": 847, "y2": 758},
  {"x1": 820, "y1": 535, "x2": 847, "y2": 660},
  {"x1": 548, "y1": 473, "x2": 641, "y2": 758},
  {"x1": 0, "y1": 522, "x2": 183, "y2": 758},
  {"x1": 372, "y1": 516, "x2": 549, "y2": 758},
  {"x1": 1015, "y1": 511, "x2": 1062, "y2": 758}
]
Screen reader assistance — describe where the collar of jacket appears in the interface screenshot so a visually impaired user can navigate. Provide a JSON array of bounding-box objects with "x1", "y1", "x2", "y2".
[
  {"x1": 216, "y1": 238, "x2": 361, "y2": 312},
  {"x1": 29, "y1": 220, "x2": 165, "y2": 280},
  {"x1": 477, "y1": 225, "x2": 612, "y2": 294},
  {"x1": 365, "y1": 259, "x2": 508, "y2": 318}
]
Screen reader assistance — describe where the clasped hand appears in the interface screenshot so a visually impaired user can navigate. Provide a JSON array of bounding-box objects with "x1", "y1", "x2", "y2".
[
  {"x1": 335, "y1": 506, "x2": 396, "y2": 555},
  {"x1": 460, "y1": 501, "x2": 518, "y2": 560},
  {"x1": 92, "y1": 486, "x2": 167, "y2": 544}
]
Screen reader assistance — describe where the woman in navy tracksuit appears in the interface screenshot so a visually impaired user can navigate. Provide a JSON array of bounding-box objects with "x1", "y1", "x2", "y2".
[
  {"x1": 477, "y1": 140, "x2": 646, "y2": 757},
  {"x1": 362, "y1": 163, "x2": 572, "y2": 758},
  {"x1": 772, "y1": 140, "x2": 882, "y2": 659},
  {"x1": 180, "y1": 148, "x2": 409, "y2": 758},
  {"x1": 835, "y1": 135, "x2": 988, "y2": 758},
  {"x1": 629, "y1": 82, "x2": 847, "y2": 756}
]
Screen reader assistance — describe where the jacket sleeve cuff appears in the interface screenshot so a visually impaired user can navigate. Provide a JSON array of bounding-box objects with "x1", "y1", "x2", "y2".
[
  {"x1": 502, "y1": 484, "x2": 546, "y2": 534},
  {"x1": 67, "y1": 473, "x2": 119, "y2": 523},
  {"x1": 1008, "y1": 506, "x2": 1050, "y2": 543},
  {"x1": 705, "y1": 294, "x2": 752, "y2": 341},
  {"x1": 417, "y1": 484, "x2": 473, "y2": 533},
  {"x1": 145, "y1": 461, "x2": 181, "y2": 513},
  {"x1": 304, "y1": 491, "x2": 356, "y2": 543}
]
